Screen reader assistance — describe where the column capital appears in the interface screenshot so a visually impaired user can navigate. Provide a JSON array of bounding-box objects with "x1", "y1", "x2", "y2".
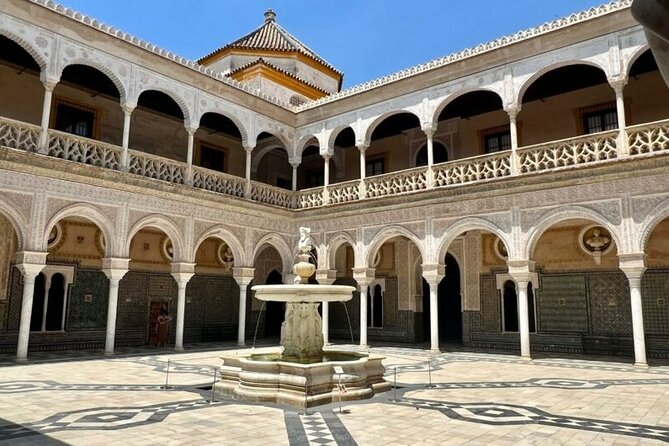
[
  {"x1": 243, "y1": 143, "x2": 255, "y2": 154},
  {"x1": 506, "y1": 260, "x2": 535, "y2": 284},
  {"x1": 421, "y1": 124, "x2": 437, "y2": 138},
  {"x1": 504, "y1": 104, "x2": 521, "y2": 118},
  {"x1": 121, "y1": 103, "x2": 136, "y2": 115},
  {"x1": 356, "y1": 143, "x2": 369, "y2": 153},
  {"x1": 352, "y1": 267, "x2": 375, "y2": 287},
  {"x1": 185, "y1": 124, "x2": 199, "y2": 135},
  {"x1": 315, "y1": 269, "x2": 337, "y2": 285},
  {"x1": 15, "y1": 251, "x2": 48, "y2": 267},
  {"x1": 608, "y1": 76, "x2": 628, "y2": 93},
  {"x1": 421, "y1": 263, "x2": 444, "y2": 287},
  {"x1": 288, "y1": 156, "x2": 301, "y2": 168},
  {"x1": 171, "y1": 262, "x2": 195, "y2": 286},
  {"x1": 320, "y1": 149, "x2": 334, "y2": 159},
  {"x1": 102, "y1": 257, "x2": 130, "y2": 282},
  {"x1": 41, "y1": 77, "x2": 59, "y2": 92},
  {"x1": 233, "y1": 267, "x2": 255, "y2": 286},
  {"x1": 618, "y1": 253, "x2": 646, "y2": 280}
]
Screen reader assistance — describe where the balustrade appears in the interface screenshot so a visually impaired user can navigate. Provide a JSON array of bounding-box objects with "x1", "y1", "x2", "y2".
[
  {"x1": 433, "y1": 151, "x2": 512, "y2": 187},
  {"x1": 47, "y1": 129, "x2": 123, "y2": 170},
  {"x1": 518, "y1": 130, "x2": 618, "y2": 173},
  {"x1": 628, "y1": 119, "x2": 669, "y2": 156},
  {"x1": 0, "y1": 117, "x2": 40, "y2": 152},
  {"x1": 0, "y1": 117, "x2": 666, "y2": 209},
  {"x1": 192, "y1": 166, "x2": 246, "y2": 198}
]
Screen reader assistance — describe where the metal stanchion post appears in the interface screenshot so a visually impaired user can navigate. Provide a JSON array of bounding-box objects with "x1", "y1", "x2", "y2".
[
  {"x1": 162, "y1": 358, "x2": 172, "y2": 390},
  {"x1": 391, "y1": 367, "x2": 398, "y2": 401},
  {"x1": 427, "y1": 360, "x2": 433, "y2": 388},
  {"x1": 338, "y1": 373, "x2": 342, "y2": 414},
  {"x1": 210, "y1": 367, "x2": 217, "y2": 403}
]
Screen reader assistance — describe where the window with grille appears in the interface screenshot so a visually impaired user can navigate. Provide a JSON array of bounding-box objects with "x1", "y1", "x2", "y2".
[
  {"x1": 582, "y1": 107, "x2": 618, "y2": 134},
  {"x1": 483, "y1": 130, "x2": 511, "y2": 154},
  {"x1": 54, "y1": 101, "x2": 96, "y2": 138},
  {"x1": 365, "y1": 157, "x2": 384, "y2": 177},
  {"x1": 199, "y1": 145, "x2": 226, "y2": 173}
]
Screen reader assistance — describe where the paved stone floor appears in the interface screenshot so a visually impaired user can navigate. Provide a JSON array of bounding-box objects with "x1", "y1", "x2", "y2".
[{"x1": 1, "y1": 343, "x2": 668, "y2": 445}]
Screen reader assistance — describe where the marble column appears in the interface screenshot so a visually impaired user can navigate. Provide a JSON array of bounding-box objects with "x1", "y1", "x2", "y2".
[
  {"x1": 357, "y1": 144, "x2": 368, "y2": 200},
  {"x1": 233, "y1": 267, "x2": 255, "y2": 347},
  {"x1": 244, "y1": 145, "x2": 253, "y2": 198},
  {"x1": 611, "y1": 79, "x2": 628, "y2": 157},
  {"x1": 353, "y1": 268, "x2": 375, "y2": 348},
  {"x1": 15, "y1": 253, "x2": 47, "y2": 362},
  {"x1": 38, "y1": 80, "x2": 57, "y2": 153},
  {"x1": 505, "y1": 106, "x2": 521, "y2": 175},
  {"x1": 508, "y1": 260, "x2": 534, "y2": 360},
  {"x1": 422, "y1": 264, "x2": 444, "y2": 352},
  {"x1": 422, "y1": 127, "x2": 436, "y2": 187},
  {"x1": 620, "y1": 254, "x2": 648, "y2": 367},
  {"x1": 171, "y1": 262, "x2": 195, "y2": 351},
  {"x1": 120, "y1": 104, "x2": 135, "y2": 170},
  {"x1": 103, "y1": 258, "x2": 129, "y2": 356},
  {"x1": 40, "y1": 276, "x2": 51, "y2": 332},
  {"x1": 185, "y1": 126, "x2": 198, "y2": 185},
  {"x1": 322, "y1": 153, "x2": 331, "y2": 205}
]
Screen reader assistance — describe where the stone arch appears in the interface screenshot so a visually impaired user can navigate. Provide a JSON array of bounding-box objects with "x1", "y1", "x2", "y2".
[
  {"x1": 516, "y1": 59, "x2": 610, "y2": 106},
  {"x1": 326, "y1": 232, "x2": 356, "y2": 271},
  {"x1": 524, "y1": 206, "x2": 622, "y2": 260},
  {"x1": 43, "y1": 203, "x2": 115, "y2": 257},
  {"x1": 295, "y1": 134, "x2": 319, "y2": 159},
  {"x1": 251, "y1": 144, "x2": 287, "y2": 174},
  {"x1": 625, "y1": 44, "x2": 651, "y2": 77},
  {"x1": 253, "y1": 129, "x2": 291, "y2": 152},
  {"x1": 0, "y1": 198, "x2": 28, "y2": 251},
  {"x1": 192, "y1": 225, "x2": 245, "y2": 267},
  {"x1": 126, "y1": 214, "x2": 184, "y2": 262},
  {"x1": 252, "y1": 233, "x2": 293, "y2": 274},
  {"x1": 362, "y1": 109, "x2": 421, "y2": 146},
  {"x1": 196, "y1": 106, "x2": 250, "y2": 146},
  {"x1": 365, "y1": 225, "x2": 425, "y2": 267},
  {"x1": 327, "y1": 124, "x2": 357, "y2": 150},
  {"x1": 437, "y1": 217, "x2": 511, "y2": 263},
  {"x1": 0, "y1": 28, "x2": 48, "y2": 70},
  {"x1": 431, "y1": 87, "x2": 504, "y2": 129},
  {"x1": 134, "y1": 87, "x2": 191, "y2": 124},
  {"x1": 59, "y1": 60, "x2": 127, "y2": 103},
  {"x1": 638, "y1": 201, "x2": 669, "y2": 254}
]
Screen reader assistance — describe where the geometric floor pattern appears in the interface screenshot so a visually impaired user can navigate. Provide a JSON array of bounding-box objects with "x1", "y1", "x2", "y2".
[{"x1": 1, "y1": 343, "x2": 668, "y2": 445}]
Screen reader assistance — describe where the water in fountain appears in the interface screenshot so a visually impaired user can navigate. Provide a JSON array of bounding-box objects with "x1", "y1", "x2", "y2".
[
  {"x1": 341, "y1": 301, "x2": 355, "y2": 345},
  {"x1": 251, "y1": 300, "x2": 266, "y2": 349}
]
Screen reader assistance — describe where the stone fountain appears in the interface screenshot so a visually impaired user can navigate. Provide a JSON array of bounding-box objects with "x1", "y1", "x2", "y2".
[{"x1": 215, "y1": 227, "x2": 390, "y2": 408}]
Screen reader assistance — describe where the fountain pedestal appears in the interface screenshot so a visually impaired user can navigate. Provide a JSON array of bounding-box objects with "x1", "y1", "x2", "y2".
[{"x1": 281, "y1": 302, "x2": 323, "y2": 360}]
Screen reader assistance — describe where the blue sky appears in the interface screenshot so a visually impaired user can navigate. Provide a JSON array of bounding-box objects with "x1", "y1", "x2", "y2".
[{"x1": 59, "y1": 0, "x2": 610, "y2": 88}]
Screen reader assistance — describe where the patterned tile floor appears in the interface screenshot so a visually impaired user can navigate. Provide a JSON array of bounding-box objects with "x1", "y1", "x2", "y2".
[{"x1": 1, "y1": 343, "x2": 668, "y2": 445}]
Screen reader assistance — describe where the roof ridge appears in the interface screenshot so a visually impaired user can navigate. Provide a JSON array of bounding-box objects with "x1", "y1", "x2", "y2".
[{"x1": 228, "y1": 57, "x2": 330, "y2": 94}]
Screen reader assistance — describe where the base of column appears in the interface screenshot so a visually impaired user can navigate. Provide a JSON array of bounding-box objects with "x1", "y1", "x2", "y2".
[
  {"x1": 430, "y1": 348, "x2": 441, "y2": 353},
  {"x1": 15, "y1": 357, "x2": 28, "y2": 364},
  {"x1": 520, "y1": 355, "x2": 532, "y2": 361},
  {"x1": 103, "y1": 350, "x2": 114, "y2": 357},
  {"x1": 359, "y1": 344, "x2": 369, "y2": 349},
  {"x1": 174, "y1": 346, "x2": 185, "y2": 352},
  {"x1": 634, "y1": 362, "x2": 649, "y2": 368},
  {"x1": 237, "y1": 342, "x2": 246, "y2": 347}
]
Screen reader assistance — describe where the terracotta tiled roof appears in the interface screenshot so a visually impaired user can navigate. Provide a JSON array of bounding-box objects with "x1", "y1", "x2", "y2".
[
  {"x1": 199, "y1": 10, "x2": 343, "y2": 76},
  {"x1": 227, "y1": 58, "x2": 331, "y2": 94}
]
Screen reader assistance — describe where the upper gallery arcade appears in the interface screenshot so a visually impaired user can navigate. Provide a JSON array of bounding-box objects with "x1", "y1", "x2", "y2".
[{"x1": 0, "y1": 0, "x2": 668, "y2": 367}]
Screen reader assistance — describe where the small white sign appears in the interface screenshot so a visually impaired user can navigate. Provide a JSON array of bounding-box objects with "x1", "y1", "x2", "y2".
[{"x1": 333, "y1": 366, "x2": 344, "y2": 374}]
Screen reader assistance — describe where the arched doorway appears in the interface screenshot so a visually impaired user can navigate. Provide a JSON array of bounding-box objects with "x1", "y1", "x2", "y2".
[
  {"x1": 264, "y1": 270, "x2": 284, "y2": 337},
  {"x1": 422, "y1": 253, "x2": 462, "y2": 343}
]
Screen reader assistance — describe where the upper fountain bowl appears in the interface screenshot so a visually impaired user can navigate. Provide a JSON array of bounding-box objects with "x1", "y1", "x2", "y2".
[{"x1": 251, "y1": 284, "x2": 356, "y2": 303}]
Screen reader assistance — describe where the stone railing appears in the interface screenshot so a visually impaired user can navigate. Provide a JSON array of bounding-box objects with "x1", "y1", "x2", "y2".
[
  {"x1": 297, "y1": 187, "x2": 324, "y2": 209},
  {"x1": 0, "y1": 117, "x2": 40, "y2": 152},
  {"x1": 365, "y1": 166, "x2": 428, "y2": 198},
  {"x1": 249, "y1": 182, "x2": 295, "y2": 208},
  {"x1": 0, "y1": 117, "x2": 668, "y2": 211},
  {"x1": 328, "y1": 180, "x2": 360, "y2": 205},
  {"x1": 627, "y1": 119, "x2": 669, "y2": 156},
  {"x1": 433, "y1": 151, "x2": 512, "y2": 186},
  {"x1": 192, "y1": 166, "x2": 246, "y2": 198},
  {"x1": 47, "y1": 129, "x2": 123, "y2": 170},
  {"x1": 518, "y1": 130, "x2": 618, "y2": 173},
  {"x1": 127, "y1": 149, "x2": 186, "y2": 184}
]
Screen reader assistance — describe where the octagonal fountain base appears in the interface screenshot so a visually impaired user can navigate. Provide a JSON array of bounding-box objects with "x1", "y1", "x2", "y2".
[{"x1": 215, "y1": 348, "x2": 391, "y2": 409}]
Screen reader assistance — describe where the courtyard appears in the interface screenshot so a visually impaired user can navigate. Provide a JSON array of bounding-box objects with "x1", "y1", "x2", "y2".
[{"x1": 1, "y1": 344, "x2": 668, "y2": 445}]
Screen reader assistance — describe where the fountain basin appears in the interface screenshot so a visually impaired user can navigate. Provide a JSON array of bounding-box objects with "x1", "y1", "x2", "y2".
[
  {"x1": 252, "y1": 284, "x2": 356, "y2": 303},
  {"x1": 216, "y1": 347, "x2": 391, "y2": 408}
]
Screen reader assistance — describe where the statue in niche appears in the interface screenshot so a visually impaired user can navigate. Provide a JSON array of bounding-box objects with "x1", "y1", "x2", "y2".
[{"x1": 583, "y1": 226, "x2": 612, "y2": 265}]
